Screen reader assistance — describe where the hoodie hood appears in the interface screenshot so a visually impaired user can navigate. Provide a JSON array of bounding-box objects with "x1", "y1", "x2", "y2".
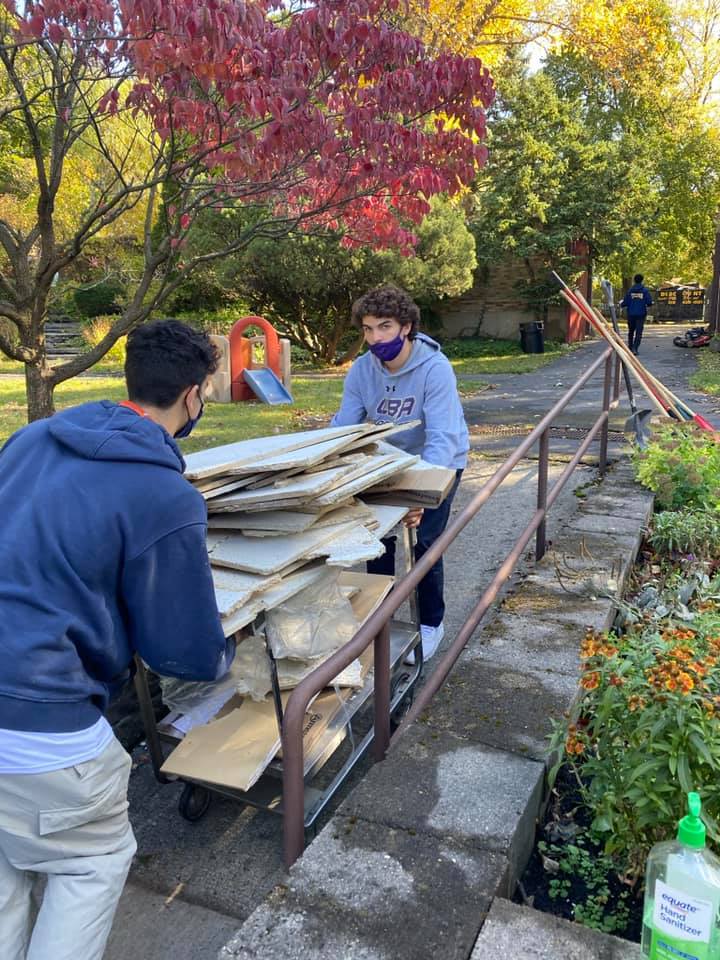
[
  {"x1": 48, "y1": 401, "x2": 185, "y2": 472},
  {"x1": 368, "y1": 332, "x2": 441, "y2": 378}
]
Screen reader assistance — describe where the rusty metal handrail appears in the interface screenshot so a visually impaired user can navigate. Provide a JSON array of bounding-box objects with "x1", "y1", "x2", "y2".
[{"x1": 281, "y1": 346, "x2": 617, "y2": 866}]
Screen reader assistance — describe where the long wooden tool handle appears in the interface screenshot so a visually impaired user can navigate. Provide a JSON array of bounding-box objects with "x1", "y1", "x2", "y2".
[
  {"x1": 555, "y1": 272, "x2": 661, "y2": 399},
  {"x1": 572, "y1": 288, "x2": 695, "y2": 418},
  {"x1": 558, "y1": 288, "x2": 672, "y2": 418}
]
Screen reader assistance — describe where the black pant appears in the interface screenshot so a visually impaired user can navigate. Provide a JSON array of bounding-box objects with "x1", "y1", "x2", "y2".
[
  {"x1": 628, "y1": 315, "x2": 646, "y2": 352},
  {"x1": 367, "y1": 470, "x2": 463, "y2": 627}
]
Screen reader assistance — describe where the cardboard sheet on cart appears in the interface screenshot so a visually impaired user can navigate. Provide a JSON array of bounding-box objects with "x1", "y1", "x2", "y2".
[
  {"x1": 183, "y1": 422, "x2": 405, "y2": 482},
  {"x1": 363, "y1": 461, "x2": 457, "y2": 507},
  {"x1": 160, "y1": 572, "x2": 393, "y2": 792}
]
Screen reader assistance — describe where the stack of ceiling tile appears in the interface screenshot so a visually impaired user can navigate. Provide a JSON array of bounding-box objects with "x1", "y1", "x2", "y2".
[{"x1": 183, "y1": 423, "x2": 418, "y2": 636}]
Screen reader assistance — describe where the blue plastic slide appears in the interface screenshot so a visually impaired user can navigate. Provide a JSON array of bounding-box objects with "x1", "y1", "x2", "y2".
[{"x1": 242, "y1": 368, "x2": 293, "y2": 405}]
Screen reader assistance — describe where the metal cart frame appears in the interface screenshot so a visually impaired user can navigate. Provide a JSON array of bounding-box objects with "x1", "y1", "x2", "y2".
[{"x1": 133, "y1": 525, "x2": 422, "y2": 831}]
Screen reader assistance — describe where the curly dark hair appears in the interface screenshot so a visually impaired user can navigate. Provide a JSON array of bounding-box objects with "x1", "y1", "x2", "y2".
[
  {"x1": 125, "y1": 319, "x2": 219, "y2": 408},
  {"x1": 351, "y1": 285, "x2": 420, "y2": 338}
]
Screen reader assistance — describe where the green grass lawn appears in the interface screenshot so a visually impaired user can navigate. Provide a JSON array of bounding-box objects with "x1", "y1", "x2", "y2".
[
  {"x1": 0, "y1": 335, "x2": 572, "y2": 447},
  {"x1": 0, "y1": 375, "x2": 494, "y2": 449},
  {"x1": 444, "y1": 338, "x2": 577, "y2": 375},
  {"x1": 0, "y1": 357, "x2": 124, "y2": 376},
  {"x1": 689, "y1": 349, "x2": 720, "y2": 395},
  {"x1": 0, "y1": 336, "x2": 574, "y2": 379}
]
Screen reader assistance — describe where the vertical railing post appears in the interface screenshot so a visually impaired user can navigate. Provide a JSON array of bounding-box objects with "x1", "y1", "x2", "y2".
[
  {"x1": 599, "y1": 351, "x2": 612, "y2": 477},
  {"x1": 535, "y1": 429, "x2": 550, "y2": 561},
  {"x1": 373, "y1": 621, "x2": 391, "y2": 761},
  {"x1": 282, "y1": 699, "x2": 307, "y2": 868}
]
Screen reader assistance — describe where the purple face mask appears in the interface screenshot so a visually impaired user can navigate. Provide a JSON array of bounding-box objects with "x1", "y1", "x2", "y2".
[{"x1": 369, "y1": 334, "x2": 405, "y2": 363}]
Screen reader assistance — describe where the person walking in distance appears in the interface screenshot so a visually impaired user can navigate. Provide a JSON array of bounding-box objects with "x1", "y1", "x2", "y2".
[
  {"x1": 0, "y1": 320, "x2": 234, "y2": 960},
  {"x1": 620, "y1": 273, "x2": 654, "y2": 355}
]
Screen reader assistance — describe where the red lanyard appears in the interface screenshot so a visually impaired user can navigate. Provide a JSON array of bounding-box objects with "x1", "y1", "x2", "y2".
[{"x1": 118, "y1": 400, "x2": 146, "y2": 417}]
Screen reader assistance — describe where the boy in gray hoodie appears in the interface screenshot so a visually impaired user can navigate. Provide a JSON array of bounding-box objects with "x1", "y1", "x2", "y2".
[{"x1": 332, "y1": 285, "x2": 469, "y2": 661}]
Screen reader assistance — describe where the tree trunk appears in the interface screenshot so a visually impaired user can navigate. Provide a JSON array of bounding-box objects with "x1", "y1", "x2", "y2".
[
  {"x1": 339, "y1": 331, "x2": 365, "y2": 365},
  {"x1": 25, "y1": 363, "x2": 56, "y2": 421}
]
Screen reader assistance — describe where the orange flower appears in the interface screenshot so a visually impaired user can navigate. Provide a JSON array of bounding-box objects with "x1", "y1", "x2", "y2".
[
  {"x1": 581, "y1": 671, "x2": 601, "y2": 691},
  {"x1": 565, "y1": 735, "x2": 585, "y2": 756},
  {"x1": 678, "y1": 672, "x2": 694, "y2": 694},
  {"x1": 669, "y1": 646, "x2": 692, "y2": 661},
  {"x1": 665, "y1": 677, "x2": 678, "y2": 692},
  {"x1": 609, "y1": 674, "x2": 624, "y2": 687},
  {"x1": 628, "y1": 695, "x2": 646, "y2": 712},
  {"x1": 580, "y1": 638, "x2": 600, "y2": 659}
]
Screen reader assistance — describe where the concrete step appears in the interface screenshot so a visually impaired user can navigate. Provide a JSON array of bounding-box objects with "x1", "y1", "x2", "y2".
[{"x1": 470, "y1": 899, "x2": 641, "y2": 959}]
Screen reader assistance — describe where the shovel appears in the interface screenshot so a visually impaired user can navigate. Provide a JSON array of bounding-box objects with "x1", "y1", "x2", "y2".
[{"x1": 600, "y1": 278, "x2": 653, "y2": 447}]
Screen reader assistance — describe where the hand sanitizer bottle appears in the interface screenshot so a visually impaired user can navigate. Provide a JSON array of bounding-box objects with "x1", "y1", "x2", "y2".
[{"x1": 642, "y1": 792, "x2": 720, "y2": 959}]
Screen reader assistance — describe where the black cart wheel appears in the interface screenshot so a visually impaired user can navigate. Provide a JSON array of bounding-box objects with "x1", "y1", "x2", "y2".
[{"x1": 178, "y1": 783, "x2": 212, "y2": 822}]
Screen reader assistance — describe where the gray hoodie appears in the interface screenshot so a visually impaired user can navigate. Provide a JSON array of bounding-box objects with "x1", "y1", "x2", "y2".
[{"x1": 332, "y1": 333, "x2": 469, "y2": 469}]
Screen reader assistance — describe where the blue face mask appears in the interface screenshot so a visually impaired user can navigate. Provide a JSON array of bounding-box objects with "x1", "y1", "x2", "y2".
[
  {"x1": 174, "y1": 391, "x2": 204, "y2": 439},
  {"x1": 369, "y1": 334, "x2": 406, "y2": 363}
]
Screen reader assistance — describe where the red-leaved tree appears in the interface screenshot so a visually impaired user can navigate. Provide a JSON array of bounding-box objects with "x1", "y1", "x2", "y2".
[{"x1": 0, "y1": 0, "x2": 493, "y2": 419}]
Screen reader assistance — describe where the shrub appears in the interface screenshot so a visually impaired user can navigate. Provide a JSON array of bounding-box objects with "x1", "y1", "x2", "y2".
[
  {"x1": 632, "y1": 420, "x2": 720, "y2": 510},
  {"x1": 73, "y1": 280, "x2": 124, "y2": 318},
  {"x1": 80, "y1": 316, "x2": 126, "y2": 365},
  {"x1": 550, "y1": 610, "x2": 720, "y2": 876},
  {"x1": 172, "y1": 307, "x2": 247, "y2": 335},
  {"x1": 649, "y1": 510, "x2": 720, "y2": 559}
]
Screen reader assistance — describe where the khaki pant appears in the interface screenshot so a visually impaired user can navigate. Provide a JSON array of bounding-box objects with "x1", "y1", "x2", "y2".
[{"x1": 0, "y1": 737, "x2": 137, "y2": 960}]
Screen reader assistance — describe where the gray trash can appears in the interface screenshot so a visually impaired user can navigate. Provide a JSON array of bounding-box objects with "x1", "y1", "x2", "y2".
[{"x1": 519, "y1": 321, "x2": 544, "y2": 354}]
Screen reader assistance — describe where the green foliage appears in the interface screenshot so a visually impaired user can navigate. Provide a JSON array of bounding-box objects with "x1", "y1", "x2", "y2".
[
  {"x1": 74, "y1": 281, "x2": 124, "y2": 318},
  {"x1": 690, "y1": 349, "x2": 720, "y2": 397},
  {"x1": 471, "y1": 60, "x2": 630, "y2": 317},
  {"x1": 176, "y1": 196, "x2": 477, "y2": 363},
  {"x1": 441, "y1": 336, "x2": 564, "y2": 360},
  {"x1": 549, "y1": 605, "x2": 720, "y2": 875},
  {"x1": 538, "y1": 837, "x2": 631, "y2": 934},
  {"x1": 80, "y1": 317, "x2": 127, "y2": 364},
  {"x1": 650, "y1": 510, "x2": 720, "y2": 559},
  {"x1": 172, "y1": 306, "x2": 249, "y2": 336},
  {"x1": 168, "y1": 267, "x2": 239, "y2": 314},
  {"x1": 632, "y1": 421, "x2": 720, "y2": 510}
]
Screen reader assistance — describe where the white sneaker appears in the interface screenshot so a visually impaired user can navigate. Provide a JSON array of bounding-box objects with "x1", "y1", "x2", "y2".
[{"x1": 404, "y1": 623, "x2": 444, "y2": 665}]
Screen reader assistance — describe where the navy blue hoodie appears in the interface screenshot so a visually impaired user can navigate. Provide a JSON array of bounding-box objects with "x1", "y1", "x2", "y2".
[
  {"x1": 0, "y1": 401, "x2": 233, "y2": 734},
  {"x1": 620, "y1": 284, "x2": 653, "y2": 318}
]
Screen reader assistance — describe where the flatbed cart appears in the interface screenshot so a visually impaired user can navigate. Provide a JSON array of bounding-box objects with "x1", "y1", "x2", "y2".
[{"x1": 133, "y1": 527, "x2": 422, "y2": 833}]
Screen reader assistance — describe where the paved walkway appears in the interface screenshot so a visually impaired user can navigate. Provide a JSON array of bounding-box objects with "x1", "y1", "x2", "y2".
[
  {"x1": 464, "y1": 323, "x2": 720, "y2": 456},
  {"x1": 105, "y1": 323, "x2": 705, "y2": 958}
]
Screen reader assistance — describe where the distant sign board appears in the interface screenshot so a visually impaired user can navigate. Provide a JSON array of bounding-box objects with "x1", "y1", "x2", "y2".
[{"x1": 654, "y1": 286, "x2": 705, "y2": 320}]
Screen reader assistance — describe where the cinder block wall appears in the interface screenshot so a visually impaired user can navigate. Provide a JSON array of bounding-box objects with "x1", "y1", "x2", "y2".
[{"x1": 437, "y1": 260, "x2": 568, "y2": 341}]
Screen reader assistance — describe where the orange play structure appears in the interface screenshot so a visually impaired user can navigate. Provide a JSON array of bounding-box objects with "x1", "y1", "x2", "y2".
[{"x1": 228, "y1": 316, "x2": 285, "y2": 402}]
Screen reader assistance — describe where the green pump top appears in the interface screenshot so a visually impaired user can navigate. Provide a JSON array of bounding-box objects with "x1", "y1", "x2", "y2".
[{"x1": 677, "y1": 792, "x2": 706, "y2": 849}]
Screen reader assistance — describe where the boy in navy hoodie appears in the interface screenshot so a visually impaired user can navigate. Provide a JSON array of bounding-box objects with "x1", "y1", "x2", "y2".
[
  {"x1": 620, "y1": 273, "x2": 654, "y2": 355},
  {"x1": 0, "y1": 320, "x2": 234, "y2": 960},
  {"x1": 332, "y1": 285, "x2": 469, "y2": 663}
]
